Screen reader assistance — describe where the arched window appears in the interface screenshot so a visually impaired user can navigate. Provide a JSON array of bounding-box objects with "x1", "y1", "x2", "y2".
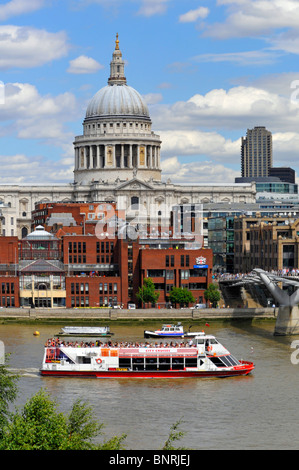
[{"x1": 21, "y1": 227, "x2": 28, "y2": 239}]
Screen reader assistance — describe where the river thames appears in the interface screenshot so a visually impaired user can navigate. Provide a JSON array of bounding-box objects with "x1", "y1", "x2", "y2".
[{"x1": 1, "y1": 320, "x2": 299, "y2": 450}]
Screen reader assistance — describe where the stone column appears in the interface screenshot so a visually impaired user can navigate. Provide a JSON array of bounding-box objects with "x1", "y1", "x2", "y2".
[
  {"x1": 97, "y1": 145, "x2": 100, "y2": 168},
  {"x1": 121, "y1": 144, "x2": 124, "y2": 168},
  {"x1": 129, "y1": 144, "x2": 133, "y2": 168},
  {"x1": 75, "y1": 148, "x2": 78, "y2": 170},
  {"x1": 81, "y1": 147, "x2": 87, "y2": 169},
  {"x1": 152, "y1": 145, "x2": 157, "y2": 168}
]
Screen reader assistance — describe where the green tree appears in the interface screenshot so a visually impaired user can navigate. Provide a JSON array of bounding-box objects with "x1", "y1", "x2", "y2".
[
  {"x1": 162, "y1": 419, "x2": 187, "y2": 450},
  {"x1": 169, "y1": 287, "x2": 195, "y2": 308},
  {"x1": 0, "y1": 355, "x2": 19, "y2": 440},
  {"x1": 204, "y1": 283, "x2": 221, "y2": 308},
  {"x1": 136, "y1": 277, "x2": 160, "y2": 307},
  {"x1": 0, "y1": 359, "x2": 188, "y2": 450},
  {"x1": 0, "y1": 389, "x2": 127, "y2": 450}
]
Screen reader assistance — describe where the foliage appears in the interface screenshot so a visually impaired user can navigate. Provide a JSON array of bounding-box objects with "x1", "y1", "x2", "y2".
[
  {"x1": 168, "y1": 287, "x2": 195, "y2": 307},
  {"x1": 204, "y1": 283, "x2": 221, "y2": 308},
  {"x1": 136, "y1": 277, "x2": 160, "y2": 306},
  {"x1": 0, "y1": 353, "x2": 187, "y2": 451},
  {"x1": 162, "y1": 419, "x2": 187, "y2": 450},
  {"x1": 0, "y1": 388, "x2": 127, "y2": 450},
  {"x1": 0, "y1": 355, "x2": 19, "y2": 440}
]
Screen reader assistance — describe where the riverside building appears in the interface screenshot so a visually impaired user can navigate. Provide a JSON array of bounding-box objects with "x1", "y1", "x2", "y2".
[
  {"x1": 0, "y1": 35, "x2": 256, "y2": 240},
  {"x1": 0, "y1": 222, "x2": 213, "y2": 308}
]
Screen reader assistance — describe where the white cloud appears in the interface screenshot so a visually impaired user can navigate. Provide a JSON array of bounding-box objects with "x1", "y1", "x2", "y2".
[
  {"x1": 0, "y1": 82, "x2": 79, "y2": 157},
  {"x1": 143, "y1": 93, "x2": 163, "y2": 105},
  {"x1": 0, "y1": 25, "x2": 69, "y2": 69},
  {"x1": 151, "y1": 85, "x2": 299, "y2": 133},
  {"x1": 205, "y1": 0, "x2": 299, "y2": 41},
  {"x1": 0, "y1": 153, "x2": 73, "y2": 184},
  {"x1": 179, "y1": 6, "x2": 209, "y2": 23},
  {"x1": 137, "y1": 0, "x2": 170, "y2": 16},
  {"x1": 147, "y1": 83, "x2": 299, "y2": 178},
  {"x1": 159, "y1": 129, "x2": 240, "y2": 163},
  {"x1": 67, "y1": 55, "x2": 104, "y2": 74},
  {"x1": 0, "y1": 0, "x2": 45, "y2": 20},
  {"x1": 161, "y1": 156, "x2": 240, "y2": 184},
  {"x1": 233, "y1": 72, "x2": 299, "y2": 97},
  {"x1": 2, "y1": 82, "x2": 77, "y2": 120}
]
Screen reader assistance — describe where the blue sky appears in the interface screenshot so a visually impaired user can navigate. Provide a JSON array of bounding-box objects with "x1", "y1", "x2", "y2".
[{"x1": 1, "y1": 0, "x2": 299, "y2": 184}]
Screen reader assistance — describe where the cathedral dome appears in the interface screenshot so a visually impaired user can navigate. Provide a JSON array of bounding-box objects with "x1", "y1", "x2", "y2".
[
  {"x1": 73, "y1": 35, "x2": 162, "y2": 186},
  {"x1": 86, "y1": 84, "x2": 150, "y2": 119},
  {"x1": 85, "y1": 34, "x2": 149, "y2": 121}
]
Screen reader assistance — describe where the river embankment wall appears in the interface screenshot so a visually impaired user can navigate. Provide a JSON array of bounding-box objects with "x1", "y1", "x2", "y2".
[{"x1": 0, "y1": 307, "x2": 277, "y2": 322}]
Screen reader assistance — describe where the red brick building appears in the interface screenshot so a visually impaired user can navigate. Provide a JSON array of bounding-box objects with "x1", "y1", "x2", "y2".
[
  {"x1": 32, "y1": 202, "x2": 125, "y2": 237},
  {"x1": 0, "y1": 276, "x2": 19, "y2": 307},
  {"x1": 0, "y1": 236, "x2": 20, "y2": 307},
  {"x1": 0, "y1": 210, "x2": 213, "y2": 308},
  {"x1": 0, "y1": 236, "x2": 18, "y2": 265},
  {"x1": 139, "y1": 246, "x2": 213, "y2": 306},
  {"x1": 61, "y1": 232, "x2": 212, "y2": 307}
]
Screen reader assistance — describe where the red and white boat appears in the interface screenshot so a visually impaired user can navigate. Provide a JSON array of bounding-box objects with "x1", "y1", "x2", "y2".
[{"x1": 40, "y1": 332, "x2": 254, "y2": 378}]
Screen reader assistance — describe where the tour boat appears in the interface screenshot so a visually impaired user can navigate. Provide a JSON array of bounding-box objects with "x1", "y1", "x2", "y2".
[
  {"x1": 40, "y1": 332, "x2": 254, "y2": 378},
  {"x1": 144, "y1": 323, "x2": 204, "y2": 339},
  {"x1": 56, "y1": 326, "x2": 113, "y2": 337}
]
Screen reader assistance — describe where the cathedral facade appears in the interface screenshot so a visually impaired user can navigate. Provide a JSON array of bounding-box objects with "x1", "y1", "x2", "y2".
[{"x1": 0, "y1": 36, "x2": 256, "y2": 239}]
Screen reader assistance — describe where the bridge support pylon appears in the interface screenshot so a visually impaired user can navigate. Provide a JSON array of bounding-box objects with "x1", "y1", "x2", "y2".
[
  {"x1": 250, "y1": 269, "x2": 299, "y2": 336},
  {"x1": 274, "y1": 306, "x2": 299, "y2": 336}
]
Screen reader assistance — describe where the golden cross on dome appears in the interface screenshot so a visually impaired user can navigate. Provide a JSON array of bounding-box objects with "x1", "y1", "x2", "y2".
[{"x1": 115, "y1": 33, "x2": 120, "y2": 50}]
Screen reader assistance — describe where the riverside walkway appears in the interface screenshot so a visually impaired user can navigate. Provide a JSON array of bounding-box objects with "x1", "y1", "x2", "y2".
[{"x1": 0, "y1": 306, "x2": 276, "y2": 321}]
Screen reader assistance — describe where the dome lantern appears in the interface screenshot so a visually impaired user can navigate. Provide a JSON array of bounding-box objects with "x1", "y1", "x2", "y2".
[{"x1": 108, "y1": 33, "x2": 127, "y2": 86}]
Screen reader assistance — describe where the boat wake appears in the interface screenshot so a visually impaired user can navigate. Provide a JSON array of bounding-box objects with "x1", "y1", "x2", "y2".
[{"x1": 9, "y1": 367, "x2": 40, "y2": 378}]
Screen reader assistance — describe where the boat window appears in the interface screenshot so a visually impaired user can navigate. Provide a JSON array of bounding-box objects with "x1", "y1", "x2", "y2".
[
  {"x1": 158, "y1": 357, "x2": 170, "y2": 371},
  {"x1": 196, "y1": 338, "x2": 204, "y2": 344},
  {"x1": 132, "y1": 358, "x2": 144, "y2": 371},
  {"x1": 185, "y1": 358, "x2": 197, "y2": 367},
  {"x1": 209, "y1": 356, "x2": 227, "y2": 367},
  {"x1": 172, "y1": 358, "x2": 184, "y2": 370},
  {"x1": 77, "y1": 357, "x2": 91, "y2": 364},
  {"x1": 119, "y1": 358, "x2": 131, "y2": 368},
  {"x1": 220, "y1": 356, "x2": 233, "y2": 367},
  {"x1": 58, "y1": 351, "x2": 74, "y2": 363},
  {"x1": 209, "y1": 338, "x2": 218, "y2": 344},
  {"x1": 146, "y1": 358, "x2": 158, "y2": 371},
  {"x1": 227, "y1": 355, "x2": 240, "y2": 366}
]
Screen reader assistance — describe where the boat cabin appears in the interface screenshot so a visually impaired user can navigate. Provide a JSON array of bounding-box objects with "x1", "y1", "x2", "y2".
[{"x1": 160, "y1": 324, "x2": 184, "y2": 333}]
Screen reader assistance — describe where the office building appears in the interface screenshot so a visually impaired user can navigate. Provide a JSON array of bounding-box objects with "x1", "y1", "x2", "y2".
[{"x1": 241, "y1": 126, "x2": 272, "y2": 178}]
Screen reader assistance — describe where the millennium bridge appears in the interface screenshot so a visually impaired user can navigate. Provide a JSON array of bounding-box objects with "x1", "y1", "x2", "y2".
[{"x1": 219, "y1": 269, "x2": 299, "y2": 335}]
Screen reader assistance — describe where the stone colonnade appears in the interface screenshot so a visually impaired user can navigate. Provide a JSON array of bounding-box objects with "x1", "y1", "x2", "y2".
[{"x1": 75, "y1": 143, "x2": 160, "y2": 170}]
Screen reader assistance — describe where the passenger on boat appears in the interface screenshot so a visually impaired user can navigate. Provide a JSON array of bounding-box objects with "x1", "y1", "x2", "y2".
[{"x1": 45, "y1": 338, "x2": 197, "y2": 349}]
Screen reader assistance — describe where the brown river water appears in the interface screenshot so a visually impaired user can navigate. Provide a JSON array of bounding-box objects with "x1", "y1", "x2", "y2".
[{"x1": 1, "y1": 320, "x2": 299, "y2": 450}]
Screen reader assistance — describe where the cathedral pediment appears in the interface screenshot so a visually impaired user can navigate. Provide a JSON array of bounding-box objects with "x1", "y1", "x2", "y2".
[{"x1": 115, "y1": 178, "x2": 154, "y2": 191}]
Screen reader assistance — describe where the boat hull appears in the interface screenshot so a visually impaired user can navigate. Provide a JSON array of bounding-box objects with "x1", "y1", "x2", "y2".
[
  {"x1": 40, "y1": 361, "x2": 254, "y2": 379},
  {"x1": 144, "y1": 331, "x2": 203, "y2": 339},
  {"x1": 144, "y1": 332, "x2": 184, "y2": 339}
]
